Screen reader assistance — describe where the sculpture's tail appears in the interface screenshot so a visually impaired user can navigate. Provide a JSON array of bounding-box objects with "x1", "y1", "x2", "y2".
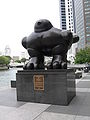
[{"x1": 73, "y1": 33, "x2": 79, "y2": 43}]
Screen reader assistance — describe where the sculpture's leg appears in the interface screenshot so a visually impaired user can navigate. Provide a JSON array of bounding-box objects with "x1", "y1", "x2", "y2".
[
  {"x1": 52, "y1": 55, "x2": 62, "y2": 69},
  {"x1": 51, "y1": 55, "x2": 67, "y2": 69},
  {"x1": 47, "y1": 62, "x2": 53, "y2": 69},
  {"x1": 23, "y1": 48, "x2": 44, "y2": 70},
  {"x1": 61, "y1": 54, "x2": 67, "y2": 69},
  {"x1": 51, "y1": 45, "x2": 67, "y2": 69},
  {"x1": 27, "y1": 56, "x2": 44, "y2": 69}
]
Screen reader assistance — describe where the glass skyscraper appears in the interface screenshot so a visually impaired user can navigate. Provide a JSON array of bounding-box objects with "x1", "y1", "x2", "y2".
[
  {"x1": 60, "y1": 0, "x2": 77, "y2": 57},
  {"x1": 60, "y1": 0, "x2": 76, "y2": 33},
  {"x1": 59, "y1": 0, "x2": 67, "y2": 30},
  {"x1": 74, "y1": 0, "x2": 90, "y2": 49}
]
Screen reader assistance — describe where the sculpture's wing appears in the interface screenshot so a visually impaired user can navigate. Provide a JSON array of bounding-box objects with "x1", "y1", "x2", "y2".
[
  {"x1": 73, "y1": 33, "x2": 79, "y2": 44},
  {"x1": 22, "y1": 37, "x2": 27, "y2": 49}
]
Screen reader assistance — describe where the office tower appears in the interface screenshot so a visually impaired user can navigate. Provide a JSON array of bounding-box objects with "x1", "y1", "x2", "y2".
[
  {"x1": 66, "y1": 0, "x2": 77, "y2": 57},
  {"x1": 21, "y1": 52, "x2": 26, "y2": 59},
  {"x1": 13, "y1": 56, "x2": 19, "y2": 61},
  {"x1": 60, "y1": 0, "x2": 77, "y2": 57},
  {"x1": 74, "y1": 0, "x2": 90, "y2": 49},
  {"x1": 0, "y1": 51, "x2": 2, "y2": 56},
  {"x1": 60, "y1": 0, "x2": 67, "y2": 30},
  {"x1": 60, "y1": 0, "x2": 76, "y2": 32},
  {"x1": 21, "y1": 51, "x2": 29, "y2": 59},
  {"x1": 5, "y1": 45, "x2": 11, "y2": 56},
  {"x1": 65, "y1": 0, "x2": 76, "y2": 33}
]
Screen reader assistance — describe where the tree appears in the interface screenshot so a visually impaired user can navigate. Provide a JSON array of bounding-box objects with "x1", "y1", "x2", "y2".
[
  {"x1": 75, "y1": 47, "x2": 90, "y2": 64},
  {"x1": 21, "y1": 58, "x2": 26, "y2": 63},
  {"x1": 5, "y1": 56, "x2": 11, "y2": 61},
  {"x1": 15, "y1": 60, "x2": 21, "y2": 63},
  {"x1": 0, "y1": 56, "x2": 10, "y2": 65}
]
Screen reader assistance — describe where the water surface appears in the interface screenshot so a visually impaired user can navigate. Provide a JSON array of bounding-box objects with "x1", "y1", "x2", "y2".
[{"x1": 0, "y1": 68, "x2": 22, "y2": 88}]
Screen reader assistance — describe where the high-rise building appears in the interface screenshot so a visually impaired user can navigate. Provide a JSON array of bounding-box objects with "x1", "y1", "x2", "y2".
[
  {"x1": 66, "y1": 0, "x2": 77, "y2": 56},
  {"x1": 5, "y1": 45, "x2": 11, "y2": 56},
  {"x1": 60, "y1": 0, "x2": 77, "y2": 57},
  {"x1": 65, "y1": 0, "x2": 76, "y2": 33},
  {"x1": 74, "y1": 0, "x2": 90, "y2": 49},
  {"x1": 21, "y1": 51, "x2": 29, "y2": 59},
  {"x1": 0, "y1": 51, "x2": 2, "y2": 56},
  {"x1": 13, "y1": 56, "x2": 19, "y2": 62},
  {"x1": 60, "y1": 0, "x2": 76, "y2": 32},
  {"x1": 60, "y1": 0, "x2": 67, "y2": 30}
]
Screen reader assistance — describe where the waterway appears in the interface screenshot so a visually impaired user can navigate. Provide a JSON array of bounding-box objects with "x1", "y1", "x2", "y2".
[{"x1": 0, "y1": 68, "x2": 22, "y2": 88}]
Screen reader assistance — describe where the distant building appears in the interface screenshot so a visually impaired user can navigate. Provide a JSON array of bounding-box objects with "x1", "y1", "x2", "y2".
[
  {"x1": 21, "y1": 51, "x2": 29, "y2": 59},
  {"x1": 21, "y1": 52, "x2": 26, "y2": 59},
  {"x1": 66, "y1": 0, "x2": 77, "y2": 56},
  {"x1": 5, "y1": 45, "x2": 11, "y2": 56},
  {"x1": 13, "y1": 56, "x2": 19, "y2": 62},
  {"x1": 59, "y1": 0, "x2": 78, "y2": 57},
  {"x1": 74, "y1": 0, "x2": 90, "y2": 50},
  {"x1": 65, "y1": 0, "x2": 76, "y2": 33},
  {"x1": 59, "y1": 0, "x2": 67, "y2": 30},
  {"x1": 60, "y1": 0, "x2": 76, "y2": 32},
  {"x1": 0, "y1": 51, "x2": 2, "y2": 56}
]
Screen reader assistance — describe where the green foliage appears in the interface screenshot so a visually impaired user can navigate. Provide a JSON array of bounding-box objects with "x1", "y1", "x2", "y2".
[
  {"x1": 15, "y1": 60, "x2": 21, "y2": 63},
  {"x1": 5, "y1": 56, "x2": 11, "y2": 60},
  {"x1": 21, "y1": 58, "x2": 26, "y2": 63},
  {"x1": 0, "y1": 56, "x2": 10, "y2": 65},
  {"x1": 75, "y1": 47, "x2": 90, "y2": 64}
]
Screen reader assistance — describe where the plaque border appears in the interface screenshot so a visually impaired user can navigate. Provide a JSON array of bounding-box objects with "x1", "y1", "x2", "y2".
[{"x1": 33, "y1": 75, "x2": 44, "y2": 91}]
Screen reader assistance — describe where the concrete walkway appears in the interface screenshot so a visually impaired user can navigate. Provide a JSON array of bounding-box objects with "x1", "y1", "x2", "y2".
[{"x1": 0, "y1": 72, "x2": 90, "y2": 120}]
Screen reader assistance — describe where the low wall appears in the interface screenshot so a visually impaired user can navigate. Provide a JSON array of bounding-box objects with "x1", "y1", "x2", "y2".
[{"x1": 0, "y1": 66, "x2": 9, "y2": 70}]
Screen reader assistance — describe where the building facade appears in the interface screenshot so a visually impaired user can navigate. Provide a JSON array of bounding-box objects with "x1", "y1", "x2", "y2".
[
  {"x1": 59, "y1": 0, "x2": 67, "y2": 30},
  {"x1": 60, "y1": 0, "x2": 76, "y2": 32},
  {"x1": 0, "y1": 51, "x2": 2, "y2": 56},
  {"x1": 13, "y1": 56, "x2": 19, "y2": 62},
  {"x1": 5, "y1": 45, "x2": 11, "y2": 56},
  {"x1": 60, "y1": 0, "x2": 77, "y2": 57},
  {"x1": 21, "y1": 51, "x2": 29, "y2": 59},
  {"x1": 74, "y1": 0, "x2": 90, "y2": 49}
]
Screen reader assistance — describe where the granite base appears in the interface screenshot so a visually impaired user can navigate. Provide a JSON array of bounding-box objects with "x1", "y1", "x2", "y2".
[{"x1": 16, "y1": 69, "x2": 76, "y2": 105}]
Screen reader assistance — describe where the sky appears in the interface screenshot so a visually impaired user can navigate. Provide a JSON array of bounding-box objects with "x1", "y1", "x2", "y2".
[{"x1": 0, "y1": 0, "x2": 60, "y2": 56}]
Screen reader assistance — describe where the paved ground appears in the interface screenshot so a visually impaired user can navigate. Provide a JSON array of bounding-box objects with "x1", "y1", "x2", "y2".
[{"x1": 0, "y1": 72, "x2": 90, "y2": 120}]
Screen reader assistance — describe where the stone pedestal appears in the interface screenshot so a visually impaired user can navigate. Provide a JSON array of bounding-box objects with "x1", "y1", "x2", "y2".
[{"x1": 16, "y1": 69, "x2": 76, "y2": 105}]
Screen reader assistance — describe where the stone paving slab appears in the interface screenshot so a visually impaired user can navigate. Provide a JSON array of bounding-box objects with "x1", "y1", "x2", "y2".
[
  {"x1": 75, "y1": 116, "x2": 90, "y2": 120},
  {"x1": 0, "y1": 106, "x2": 16, "y2": 120},
  {"x1": 77, "y1": 105, "x2": 90, "y2": 117},
  {"x1": 35, "y1": 112, "x2": 75, "y2": 120},
  {"x1": 0, "y1": 88, "x2": 25, "y2": 107},
  {"x1": 45, "y1": 104, "x2": 79, "y2": 115},
  {"x1": 77, "y1": 81, "x2": 90, "y2": 88},
  {"x1": 1, "y1": 103, "x2": 50, "y2": 120}
]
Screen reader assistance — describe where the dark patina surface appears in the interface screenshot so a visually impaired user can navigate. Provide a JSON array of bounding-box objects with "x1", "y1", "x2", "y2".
[{"x1": 22, "y1": 19, "x2": 79, "y2": 70}]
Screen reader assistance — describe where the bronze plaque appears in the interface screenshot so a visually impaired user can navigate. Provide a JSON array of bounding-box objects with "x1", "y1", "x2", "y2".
[{"x1": 33, "y1": 75, "x2": 44, "y2": 90}]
